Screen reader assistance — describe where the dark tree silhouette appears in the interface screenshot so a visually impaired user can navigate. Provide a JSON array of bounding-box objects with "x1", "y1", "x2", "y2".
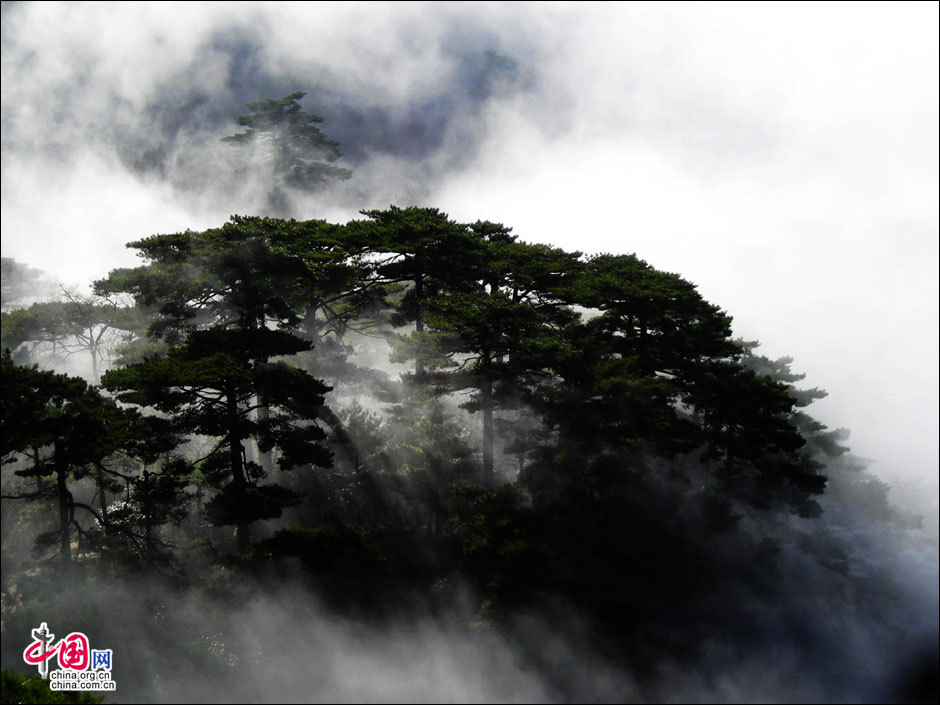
[{"x1": 222, "y1": 92, "x2": 351, "y2": 215}]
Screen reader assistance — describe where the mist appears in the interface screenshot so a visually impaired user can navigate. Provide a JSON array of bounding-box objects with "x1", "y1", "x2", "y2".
[
  {"x1": 3, "y1": 1, "x2": 936, "y2": 487},
  {"x1": 1, "y1": 2, "x2": 938, "y2": 703}
]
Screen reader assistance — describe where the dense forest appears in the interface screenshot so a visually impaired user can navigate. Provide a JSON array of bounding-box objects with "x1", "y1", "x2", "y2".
[{"x1": 1, "y1": 93, "x2": 937, "y2": 704}]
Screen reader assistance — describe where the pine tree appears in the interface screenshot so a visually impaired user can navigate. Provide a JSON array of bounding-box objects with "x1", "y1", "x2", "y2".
[
  {"x1": 222, "y1": 92, "x2": 351, "y2": 214},
  {"x1": 96, "y1": 218, "x2": 335, "y2": 553},
  {"x1": 0, "y1": 351, "x2": 173, "y2": 564}
]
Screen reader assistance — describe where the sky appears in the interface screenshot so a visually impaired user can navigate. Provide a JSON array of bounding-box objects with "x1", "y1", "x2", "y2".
[{"x1": 1, "y1": 0, "x2": 938, "y2": 487}]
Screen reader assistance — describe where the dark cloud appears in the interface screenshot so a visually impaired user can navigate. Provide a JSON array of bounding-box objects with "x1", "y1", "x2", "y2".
[{"x1": 2, "y1": 2, "x2": 543, "y2": 197}]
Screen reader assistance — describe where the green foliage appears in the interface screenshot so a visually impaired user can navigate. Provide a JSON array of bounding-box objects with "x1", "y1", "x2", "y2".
[
  {"x1": 447, "y1": 483, "x2": 527, "y2": 581},
  {"x1": 97, "y1": 218, "x2": 336, "y2": 552},
  {"x1": 256, "y1": 525, "x2": 381, "y2": 571},
  {"x1": 0, "y1": 351, "x2": 164, "y2": 473},
  {"x1": 221, "y1": 92, "x2": 351, "y2": 213},
  {"x1": 4, "y1": 205, "x2": 892, "y2": 692},
  {"x1": 354, "y1": 206, "x2": 486, "y2": 333},
  {"x1": 0, "y1": 303, "x2": 70, "y2": 360},
  {"x1": 253, "y1": 525, "x2": 386, "y2": 607},
  {"x1": 97, "y1": 218, "x2": 313, "y2": 340},
  {"x1": 0, "y1": 669, "x2": 105, "y2": 704},
  {"x1": 0, "y1": 294, "x2": 141, "y2": 382},
  {"x1": 1, "y1": 350, "x2": 180, "y2": 563},
  {"x1": 0, "y1": 258, "x2": 56, "y2": 313}
]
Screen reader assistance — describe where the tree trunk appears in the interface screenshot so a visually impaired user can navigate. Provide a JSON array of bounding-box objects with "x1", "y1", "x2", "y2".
[
  {"x1": 32, "y1": 447, "x2": 42, "y2": 493},
  {"x1": 54, "y1": 443, "x2": 71, "y2": 563},
  {"x1": 253, "y1": 312, "x2": 274, "y2": 475},
  {"x1": 95, "y1": 465, "x2": 110, "y2": 562},
  {"x1": 256, "y1": 395, "x2": 274, "y2": 474},
  {"x1": 88, "y1": 327, "x2": 101, "y2": 384},
  {"x1": 482, "y1": 359, "x2": 495, "y2": 484},
  {"x1": 414, "y1": 263, "x2": 425, "y2": 379},
  {"x1": 141, "y1": 471, "x2": 154, "y2": 559},
  {"x1": 96, "y1": 466, "x2": 109, "y2": 528},
  {"x1": 227, "y1": 384, "x2": 251, "y2": 554}
]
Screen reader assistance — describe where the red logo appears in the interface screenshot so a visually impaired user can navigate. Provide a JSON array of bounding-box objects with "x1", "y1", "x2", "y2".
[
  {"x1": 23, "y1": 629, "x2": 90, "y2": 671},
  {"x1": 57, "y1": 633, "x2": 90, "y2": 670}
]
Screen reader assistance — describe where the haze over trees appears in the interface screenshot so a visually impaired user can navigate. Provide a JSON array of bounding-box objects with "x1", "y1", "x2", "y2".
[
  {"x1": 221, "y1": 92, "x2": 352, "y2": 216},
  {"x1": 1, "y1": 95, "x2": 936, "y2": 705}
]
